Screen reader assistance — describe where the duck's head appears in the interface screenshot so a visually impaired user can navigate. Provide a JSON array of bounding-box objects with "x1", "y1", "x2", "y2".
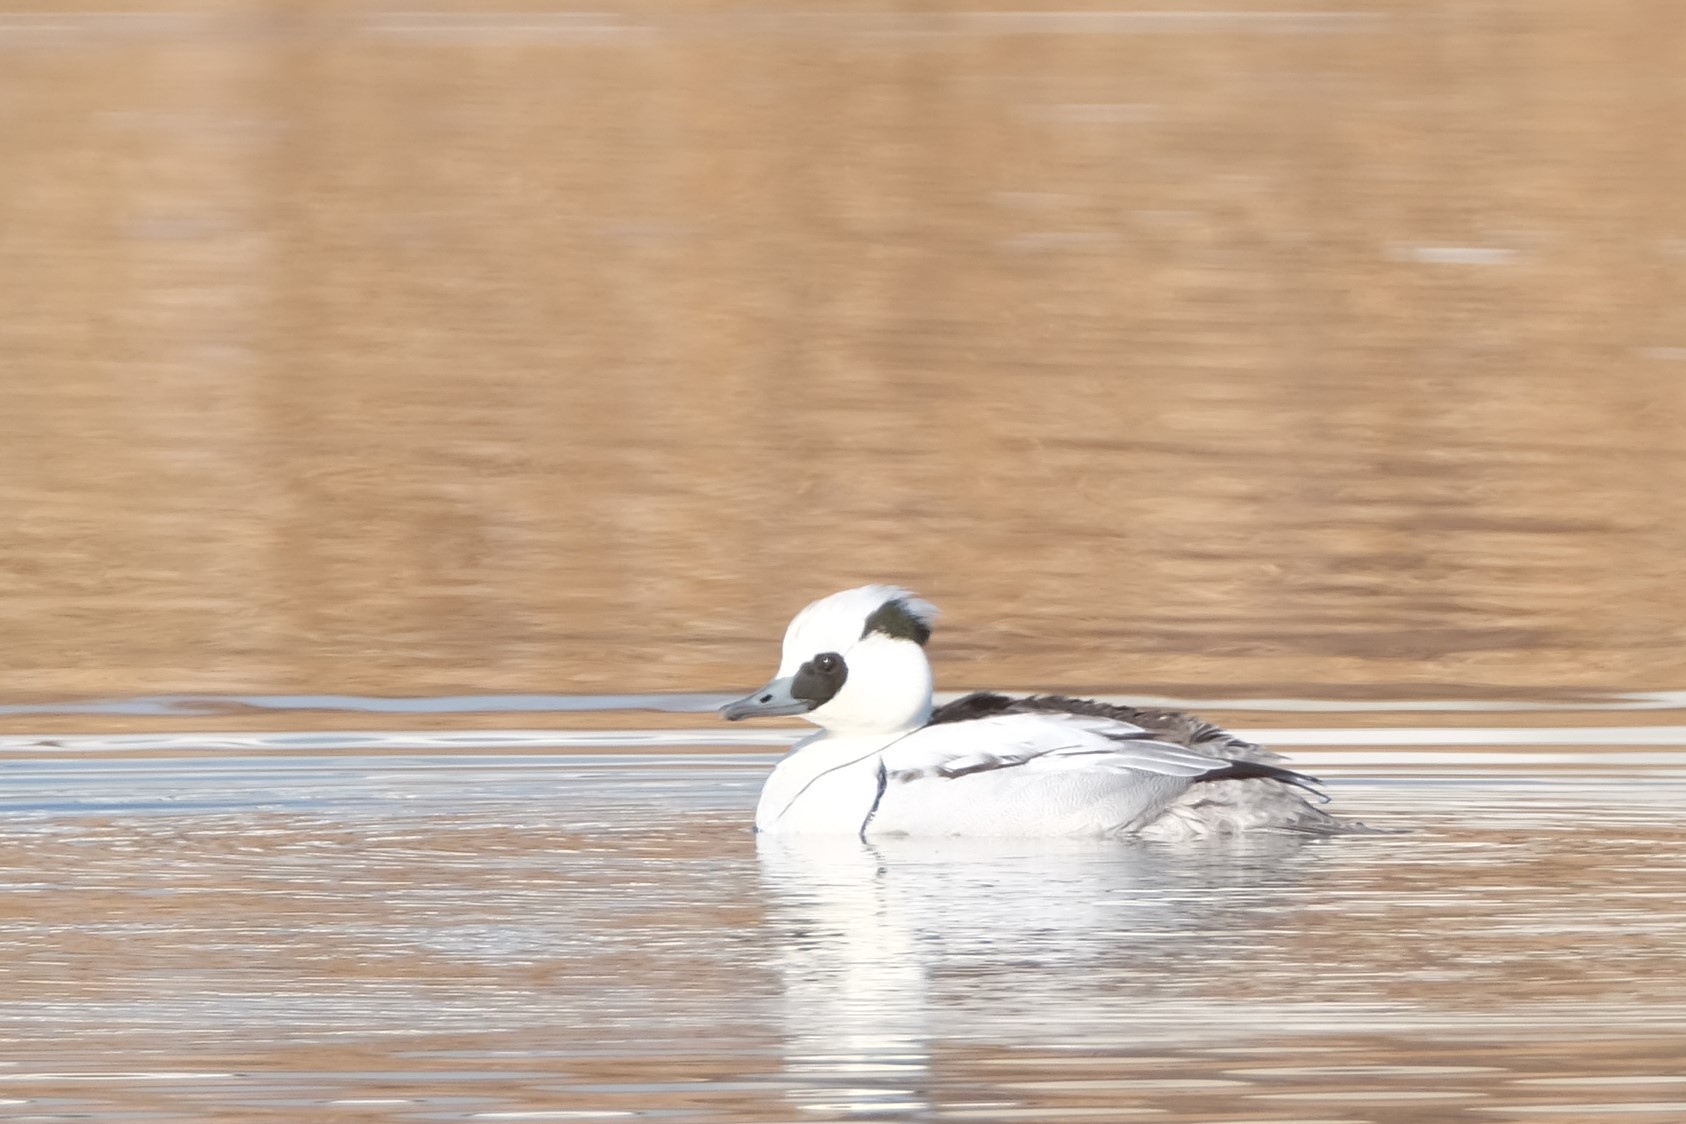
[{"x1": 720, "y1": 585, "x2": 938, "y2": 736}]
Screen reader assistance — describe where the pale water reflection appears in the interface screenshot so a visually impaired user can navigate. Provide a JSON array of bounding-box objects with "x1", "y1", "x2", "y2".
[
  {"x1": 4, "y1": 707, "x2": 1686, "y2": 1121},
  {"x1": 758, "y1": 832, "x2": 1327, "y2": 1119}
]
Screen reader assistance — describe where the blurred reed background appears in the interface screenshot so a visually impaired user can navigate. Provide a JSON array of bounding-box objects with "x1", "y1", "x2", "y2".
[{"x1": 2, "y1": 0, "x2": 1683, "y2": 702}]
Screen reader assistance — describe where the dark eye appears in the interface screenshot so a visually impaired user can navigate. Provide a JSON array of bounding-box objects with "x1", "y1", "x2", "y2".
[{"x1": 792, "y1": 651, "x2": 849, "y2": 708}]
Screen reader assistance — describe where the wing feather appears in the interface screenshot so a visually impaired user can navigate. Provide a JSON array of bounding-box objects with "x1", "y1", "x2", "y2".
[
  {"x1": 887, "y1": 712, "x2": 1234, "y2": 781},
  {"x1": 887, "y1": 710, "x2": 1323, "y2": 798},
  {"x1": 928, "y1": 691, "x2": 1281, "y2": 763}
]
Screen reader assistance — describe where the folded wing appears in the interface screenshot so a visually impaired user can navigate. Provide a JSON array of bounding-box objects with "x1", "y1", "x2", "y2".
[{"x1": 887, "y1": 711, "x2": 1322, "y2": 795}]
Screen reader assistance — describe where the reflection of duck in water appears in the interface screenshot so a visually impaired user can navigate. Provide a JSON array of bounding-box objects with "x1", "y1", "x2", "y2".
[
  {"x1": 755, "y1": 830, "x2": 1327, "y2": 1116},
  {"x1": 723, "y1": 585, "x2": 1359, "y2": 840}
]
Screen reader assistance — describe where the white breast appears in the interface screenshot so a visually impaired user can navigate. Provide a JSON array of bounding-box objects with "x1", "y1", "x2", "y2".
[{"x1": 753, "y1": 733, "x2": 893, "y2": 835}]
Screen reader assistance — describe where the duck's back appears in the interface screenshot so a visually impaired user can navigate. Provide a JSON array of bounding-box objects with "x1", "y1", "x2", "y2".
[
  {"x1": 869, "y1": 694, "x2": 1345, "y2": 839},
  {"x1": 929, "y1": 691, "x2": 1275, "y2": 761}
]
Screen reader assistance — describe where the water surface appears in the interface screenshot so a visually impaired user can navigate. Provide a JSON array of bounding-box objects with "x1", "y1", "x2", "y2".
[{"x1": 5, "y1": 699, "x2": 1685, "y2": 1122}]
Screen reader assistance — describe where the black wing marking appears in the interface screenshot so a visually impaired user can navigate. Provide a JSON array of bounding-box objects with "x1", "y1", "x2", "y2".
[
  {"x1": 918, "y1": 744, "x2": 1319, "y2": 790},
  {"x1": 1186, "y1": 759, "x2": 1327, "y2": 801},
  {"x1": 929, "y1": 691, "x2": 1276, "y2": 762},
  {"x1": 888, "y1": 705, "x2": 1327, "y2": 799}
]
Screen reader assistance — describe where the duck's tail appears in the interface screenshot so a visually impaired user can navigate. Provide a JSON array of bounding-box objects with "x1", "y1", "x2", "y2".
[{"x1": 1136, "y1": 776, "x2": 1391, "y2": 841}]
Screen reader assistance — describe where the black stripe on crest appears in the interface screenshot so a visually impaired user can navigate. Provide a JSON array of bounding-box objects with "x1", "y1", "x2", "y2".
[{"x1": 862, "y1": 599, "x2": 932, "y2": 646}]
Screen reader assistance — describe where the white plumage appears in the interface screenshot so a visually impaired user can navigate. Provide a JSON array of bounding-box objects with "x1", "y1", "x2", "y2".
[{"x1": 722, "y1": 585, "x2": 1354, "y2": 840}]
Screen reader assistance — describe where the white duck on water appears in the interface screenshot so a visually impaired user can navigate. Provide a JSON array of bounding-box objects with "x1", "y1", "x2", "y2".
[{"x1": 721, "y1": 585, "x2": 1354, "y2": 840}]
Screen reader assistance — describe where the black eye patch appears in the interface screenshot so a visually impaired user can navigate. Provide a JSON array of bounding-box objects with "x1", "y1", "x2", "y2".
[{"x1": 791, "y1": 651, "x2": 848, "y2": 708}]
